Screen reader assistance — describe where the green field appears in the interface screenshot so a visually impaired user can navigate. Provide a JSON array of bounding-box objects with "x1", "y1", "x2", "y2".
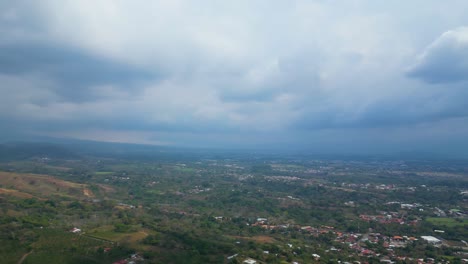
[
  {"x1": 175, "y1": 166, "x2": 196, "y2": 173},
  {"x1": 20, "y1": 229, "x2": 123, "y2": 264},
  {"x1": 426, "y1": 217, "x2": 468, "y2": 227},
  {"x1": 89, "y1": 225, "x2": 150, "y2": 244},
  {"x1": 94, "y1": 171, "x2": 113, "y2": 175},
  {"x1": 0, "y1": 240, "x2": 29, "y2": 264}
]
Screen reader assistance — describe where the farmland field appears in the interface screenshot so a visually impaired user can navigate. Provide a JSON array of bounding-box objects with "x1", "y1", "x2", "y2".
[{"x1": 426, "y1": 217, "x2": 468, "y2": 227}]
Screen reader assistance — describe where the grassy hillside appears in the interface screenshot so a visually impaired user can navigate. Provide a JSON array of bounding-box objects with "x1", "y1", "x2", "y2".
[{"x1": 0, "y1": 171, "x2": 95, "y2": 200}]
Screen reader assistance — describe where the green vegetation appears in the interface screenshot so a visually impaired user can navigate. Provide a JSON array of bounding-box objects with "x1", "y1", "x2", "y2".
[
  {"x1": 0, "y1": 143, "x2": 467, "y2": 263},
  {"x1": 426, "y1": 217, "x2": 468, "y2": 227}
]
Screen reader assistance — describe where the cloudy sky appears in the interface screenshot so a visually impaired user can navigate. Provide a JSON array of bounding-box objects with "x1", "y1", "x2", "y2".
[{"x1": 1, "y1": 1, "x2": 468, "y2": 154}]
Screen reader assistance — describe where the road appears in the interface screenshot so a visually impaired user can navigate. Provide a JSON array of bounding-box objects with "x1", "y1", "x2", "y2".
[{"x1": 17, "y1": 250, "x2": 33, "y2": 264}]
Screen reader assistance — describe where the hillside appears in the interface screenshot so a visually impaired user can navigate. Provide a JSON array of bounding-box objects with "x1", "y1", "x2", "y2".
[{"x1": 0, "y1": 171, "x2": 102, "y2": 200}]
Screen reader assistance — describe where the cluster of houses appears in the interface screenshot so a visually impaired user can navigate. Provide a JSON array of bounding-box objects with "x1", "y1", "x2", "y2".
[
  {"x1": 323, "y1": 229, "x2": 449, "y2": 263},
  {"x1": 339, "y1": 182, "x2": 430, "y2": 193},
  {"x1": 343, "y1": 233, "x2": 420, "y2": 257},
  {"x1": 248, "y1": 217, "x2": 288, "y2": 230},
  {"x1": 264, "y1": 176, "x2": 302, "y2": 182},
  {"x1": 242, "y1": 217, "x2": 454, "y2": 263},
  {"x1": 116, "y1": 202, "x2": 136, "y2": 209},
  {"x1": 188, "y1": 186, "x2": 212, "y2": 194},
  {"x1": 359, "y1": 211, "x2": 419, "y2": 226},
  {"x1": 112, "y1": 253, "x2": 144, "y2": 264},
  {"x1": 221, "y1": 213, "x2": 464, "y2": 264}
]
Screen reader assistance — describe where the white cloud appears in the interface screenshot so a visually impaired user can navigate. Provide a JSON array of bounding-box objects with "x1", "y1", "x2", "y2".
[
  {"x1": 407, "y1": 27, "x2": 468, "y2": 83},
  {"x1": 2, "y1": 1, "x2": 468, "y2": 151}
]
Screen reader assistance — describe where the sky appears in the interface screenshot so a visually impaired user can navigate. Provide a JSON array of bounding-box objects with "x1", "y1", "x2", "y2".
[{"x1": 1, "y1": 0, "x2": 468, "y2": 155}]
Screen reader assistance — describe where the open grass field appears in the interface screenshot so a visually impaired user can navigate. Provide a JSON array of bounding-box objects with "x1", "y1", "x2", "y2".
[
  {"x1": 175, "y1": 166, "x2": 196, "y2": 173},
  {"x1": 426, "y1": 217, "x2": 468, "y2": 227},
  {"x1": 0, "y1": 171, "x2": 93, "y2": 199},
  {"x1": 0, "y1": 240, "x2": 29, "y2": 264},
  {"x1": 0, "y1": 187, "x2": 35, "y2": 199},
  {"x1": 21, "y1": 229, "x2": 118, "y2": 264},
  {"x1": 88, "y1": 225, "x2": 151, "y2": 244},
  {"x1": 94, "y1": 171, "x2": 113, "y2": 176},
  {"x1": 0, "y1": 229, "x2": 117, "y2": 264},
  {"x1": 0, "y1": 172, "x2": 116, "y2": 200},
  {"x1": 231, "y1": 235, "x2": 277, "y2": 244}
]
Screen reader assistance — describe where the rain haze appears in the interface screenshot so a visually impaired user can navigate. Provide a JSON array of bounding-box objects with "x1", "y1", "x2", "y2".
[{"x1": 2, "y1": 1, "x2": 468, "y2": 156}]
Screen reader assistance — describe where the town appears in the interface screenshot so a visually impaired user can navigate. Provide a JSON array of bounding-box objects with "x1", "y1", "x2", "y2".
[{"x1": 0, "y1": 142, "x2": 467, "y2": 263}]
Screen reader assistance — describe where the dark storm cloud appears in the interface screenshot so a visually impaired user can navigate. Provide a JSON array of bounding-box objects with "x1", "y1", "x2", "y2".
[
  {"x1": 407, "y1": 27, "x2": 468, "y2": 84},
  {"x1": 295, "y1": 87, "x2": 468, "y2": 131},
  {"x1": 0, "y1": 43, "x2": 156, "y2": 102},
  {"x1": 356, "y1": 97, "x2": 468, "y2": 127},
  {"x1": 2, "y1": 1, "x2": 468, "y2": 154}
]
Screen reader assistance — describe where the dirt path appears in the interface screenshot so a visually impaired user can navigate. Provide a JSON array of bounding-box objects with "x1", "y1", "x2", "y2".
[{"x1": 18, "y1": 250, "x2": 33, "y2": 264}]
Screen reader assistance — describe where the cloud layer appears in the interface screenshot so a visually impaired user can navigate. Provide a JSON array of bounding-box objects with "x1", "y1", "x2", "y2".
[
  {"x1": 408, "y1": 27, "x2": 468, "y2": 83},
  {"x1": 1, "y1": 1, "x2": 468, "y2": 154}
]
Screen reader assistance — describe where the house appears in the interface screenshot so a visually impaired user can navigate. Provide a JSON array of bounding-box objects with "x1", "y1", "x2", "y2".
[
  {"x1": 243, "y1": 258, "x2": 257, "y2": 264},
  {"x1": 71, "y1": 227, "x2": 81, "y2": 233},
  {"x1": 421, "y1": 236, "x2": 441, "y2": 244}
]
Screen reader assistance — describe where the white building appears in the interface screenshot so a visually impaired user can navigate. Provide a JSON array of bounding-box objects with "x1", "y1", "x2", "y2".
[
  {"x1": 421, "y1": 236, "x2": 441, "y2": 244},
  {"x1": 71, "y1": 227, "x2": 81, "y2": 233}
]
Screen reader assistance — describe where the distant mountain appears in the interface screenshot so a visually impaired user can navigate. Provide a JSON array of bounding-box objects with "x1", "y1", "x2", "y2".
[
  {"x1": 0, "y1": 142, "x2": 80, "y2": 161},
  {"x1": 1, "y1": 139, "x2": 466, "y2": 162},
  {"x1": 0, "y1": 140, "x2": 205, "y2": 161}
]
